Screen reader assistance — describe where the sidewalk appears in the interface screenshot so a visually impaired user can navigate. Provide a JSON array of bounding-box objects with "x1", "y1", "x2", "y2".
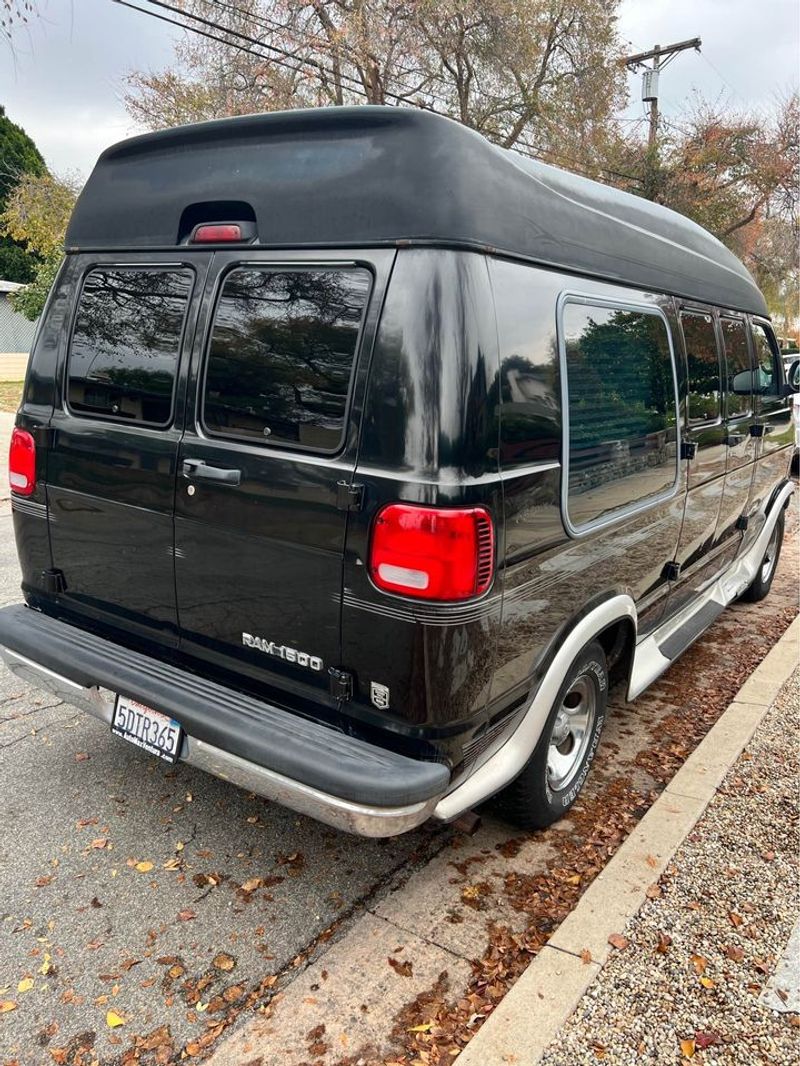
[{"x1": 458, "y1": 628, "x2": 800, "y2": 1066}]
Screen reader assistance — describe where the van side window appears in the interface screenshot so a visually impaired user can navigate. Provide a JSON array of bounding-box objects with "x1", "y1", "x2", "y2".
[
  {"x1": 680, "y1": 311, "x2": 721, "y2": 424},
  {"x1": 67, "y1": 268, "x2": 193, "y2": 426},
  {"x1": 490, "y1": 259, "x2": 560, "y2": 464},
  {"x1": 202, "y1": 267, "x2": 371, "y2": 451},
  {"x1": 719, "y1": 317, "x2": 752, "y2": 417},
  {"x1": 561, "y1": 299, "x2": 678, "y2": 531},
  {"x1": 750, "y1": 321, "x2": 780, "y2": 396}
]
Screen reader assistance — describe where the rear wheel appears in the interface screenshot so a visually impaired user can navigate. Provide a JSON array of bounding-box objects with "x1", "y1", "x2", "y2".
[
  {"x1": 741, "y1": 510, "x2": 785, "y2": 603},
  {"x1": 494, "y1": 641, "x2": 608, "y2": 830}
]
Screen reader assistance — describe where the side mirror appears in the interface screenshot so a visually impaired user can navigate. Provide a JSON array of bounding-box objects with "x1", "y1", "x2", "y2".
[{"x1": 731, "y1": 369, "x2": 755, "y2": 395}]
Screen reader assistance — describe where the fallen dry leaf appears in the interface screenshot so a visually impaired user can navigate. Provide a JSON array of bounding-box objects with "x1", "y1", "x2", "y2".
[
  {"x1": 695, "y1": 1031, "x2": 721, "y2": 1049},
  {"x1": 656, "y1": 932, "x2": 672, "y2": 955},
  {"x1": 388, "y1": 956, "x2": 413, "y2": 977},
  {"x1": 699, "y1": 976, "x2": 716, "y2": 989},
  {"x1": 646, "y1": 882, "x2": 662, "y2": 899},
  {"x1": 213, "y1": 954, "x2": 235, "y2": 972},
  {"x1": 17, "y1": 978, "x2": 33, "y2": 993},
  {"x1": 728, "y1": 911, "x2": 743, "y2": 927},
  {"x1": 90, "y1": 838, "x2": 110, "y2": 850},
  {"x1": 177, "y1": 909, "x2": 196, "y2": 922},
  {"x1": 580, "y1": 948, "x2": 592, "y2": 965},
  {"x1": 690, "y1": 954, "x2": 707, "y2": 975},
  {"x1": 680, "y1": 1037, "x2": 696, "y2": 1058},
  {"x1": 106, "y1": 1010, "x2": 125, "y2": 1028},
  {"x1": 0, "y1": 1000, "x2": 17, "y2": 1013},
  {"x1": 607, "y1": 933, "x2": 629, "y2": 951},
  {"x1": 135, "y1": 861, "x2": 154, "y2": 873},
  {"x1": 240, "y1": 878, "x2": 263, "y2": 894}
]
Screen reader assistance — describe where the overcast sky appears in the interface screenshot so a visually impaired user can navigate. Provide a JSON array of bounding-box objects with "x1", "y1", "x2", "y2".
[{"x1": 1, "y1": 0, "x2": 798, "y2": 179}]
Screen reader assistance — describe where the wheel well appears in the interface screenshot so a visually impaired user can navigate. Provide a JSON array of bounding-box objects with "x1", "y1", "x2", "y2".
[{"x1": 596, "y1": 618, "x2": 636, "y2": 687}]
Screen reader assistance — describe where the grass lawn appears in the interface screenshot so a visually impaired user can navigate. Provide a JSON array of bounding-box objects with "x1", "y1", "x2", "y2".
[{"x1": 0, "y1": 382, "x2": 23, "y2": 413}]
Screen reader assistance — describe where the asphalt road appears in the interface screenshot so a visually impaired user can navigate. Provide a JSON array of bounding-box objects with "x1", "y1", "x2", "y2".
[
  {"x1": 0, "y1": 479, "x2": 797, "y2": 1066},
  {"x1": 0, "y1": 503, "x2": 447, "y2": 1064}
]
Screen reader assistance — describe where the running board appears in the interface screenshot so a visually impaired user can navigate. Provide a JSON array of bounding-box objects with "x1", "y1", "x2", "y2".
[{"x1": 628, "y1": 481, "x2": 794, "y2": 700}]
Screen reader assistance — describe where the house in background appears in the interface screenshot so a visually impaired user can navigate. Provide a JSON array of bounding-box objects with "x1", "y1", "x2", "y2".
[{"x1": 0, "y1": 281, "x2": 38, "y2": 380}]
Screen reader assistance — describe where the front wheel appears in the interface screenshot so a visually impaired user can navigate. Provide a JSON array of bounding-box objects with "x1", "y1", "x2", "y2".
[
  {"x1": 494, "y1": 641, "x2": 608, "y2": 830},
  {"x1": 740, "y1": 509, "x2": 785, "y2": 603}
]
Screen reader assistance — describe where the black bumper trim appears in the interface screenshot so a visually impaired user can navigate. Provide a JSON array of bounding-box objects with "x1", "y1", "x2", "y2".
[{"x1": 0, "y1": 605, "x2": 450, "y2": 807}]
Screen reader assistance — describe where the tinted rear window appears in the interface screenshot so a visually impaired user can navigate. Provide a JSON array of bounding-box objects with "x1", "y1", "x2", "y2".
[
  {"x1": 202, "y1": 267, "x2": 371, "y2": 451},
  {"x1": 67, "y1": 267, "x2": 193, "y2": 426}
]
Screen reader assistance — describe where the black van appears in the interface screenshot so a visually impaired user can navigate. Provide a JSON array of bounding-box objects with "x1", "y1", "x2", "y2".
[{"x1": 1, "y1": 108, "x2": 795, "y2": 836}]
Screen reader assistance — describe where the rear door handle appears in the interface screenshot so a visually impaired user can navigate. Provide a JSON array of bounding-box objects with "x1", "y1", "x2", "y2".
[{"x1": 182, "y1": 458, "x2": 241, "y2": 485}]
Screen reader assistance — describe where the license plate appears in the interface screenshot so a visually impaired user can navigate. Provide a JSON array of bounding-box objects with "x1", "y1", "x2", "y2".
[{"x1": 111, "y1": 695, "x2": 183, "y2": 764}]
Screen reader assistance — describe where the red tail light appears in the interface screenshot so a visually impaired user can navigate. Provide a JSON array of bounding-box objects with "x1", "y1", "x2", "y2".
[
  {"x1": 191, "y1": 223, "x2": 243, "y2": 243},
  {"x1": 9, "y1": 427, "x2": 36, "y2": 496},
  {"x1": 369, "y1": 504, "x2": 495, "y2": 601}
]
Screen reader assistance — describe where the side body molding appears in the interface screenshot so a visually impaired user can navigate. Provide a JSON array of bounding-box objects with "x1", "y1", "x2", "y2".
[{"x1": 433, "y1": 594, "x2": 637, "y2": 822}]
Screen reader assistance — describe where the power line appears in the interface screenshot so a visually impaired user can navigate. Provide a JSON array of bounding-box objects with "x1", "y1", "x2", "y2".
[
  {"x1": 204, "y1": 0, "x2": 439, "y2": 90},
  {"x1": 116, "y1": 0, "x2": 434, "y2": 105},
  {"x1": 125, "y1": 0, "x2": 383, "y2": 98}
]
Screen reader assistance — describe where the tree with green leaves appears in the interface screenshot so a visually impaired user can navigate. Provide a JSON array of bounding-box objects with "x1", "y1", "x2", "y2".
[
  {"x1": 0, "y1": 104, "x2": 47, "y2": 282},
  {"x1": 0, "y1": 170, "x2": 79, "y2": 319}
]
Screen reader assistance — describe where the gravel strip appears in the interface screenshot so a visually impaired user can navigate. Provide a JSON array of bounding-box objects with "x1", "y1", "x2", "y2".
[{"x1": 539, "y1": 667, "x2": 800, "y2": 1066}]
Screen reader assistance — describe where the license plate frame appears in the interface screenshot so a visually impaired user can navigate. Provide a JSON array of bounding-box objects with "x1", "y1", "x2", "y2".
[{"x1": 111, "y1": 694, "x2": 183, "y2": 765}]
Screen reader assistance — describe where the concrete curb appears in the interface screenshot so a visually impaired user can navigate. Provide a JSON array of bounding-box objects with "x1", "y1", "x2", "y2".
[{"x1": 455, "y1": 614, "x2": 800, "y2": 1066}]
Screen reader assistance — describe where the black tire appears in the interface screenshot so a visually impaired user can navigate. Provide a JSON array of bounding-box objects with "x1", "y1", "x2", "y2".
[
  {"x1": 740, "y1": 509, "x2": 785, "y2": 603},
  {"x1": 494, "y1": 641, "x2": 608, "y2": 830}
]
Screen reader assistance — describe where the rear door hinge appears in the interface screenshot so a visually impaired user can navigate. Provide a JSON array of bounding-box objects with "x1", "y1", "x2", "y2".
[
  {"x1": 680, "y1": 440, "x2": 697, "y2": 460},
  {"x1": 336, "y1": 481, "x2": 365, "y2": 512},
  {"x1": 328, "y1": 668, "x2": 354, "y2": 702},
  {"x1": 662, "y1": 561, "x2": 681, "y2": 582},
  {"x1": 41, "y1": 568, "x2": 66, "y2": 595}
]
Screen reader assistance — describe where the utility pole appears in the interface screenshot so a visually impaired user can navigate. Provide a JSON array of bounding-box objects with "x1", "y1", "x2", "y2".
[{"x1": 624, "y1": 38, "x2": 702, "y2": 148}]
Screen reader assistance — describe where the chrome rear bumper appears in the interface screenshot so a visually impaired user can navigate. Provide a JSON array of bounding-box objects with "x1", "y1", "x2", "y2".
[{"x1": 0, "y1": 648, "x2": 441, "y2": 837}]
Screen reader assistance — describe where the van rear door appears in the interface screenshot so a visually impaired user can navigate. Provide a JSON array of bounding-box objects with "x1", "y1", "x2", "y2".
[
  {"x1": 173, "y1": 250, "x2": 391, "y2": 704},
  {"x1": 46, "y1": 253, "x2": 208, "y2": 646}
]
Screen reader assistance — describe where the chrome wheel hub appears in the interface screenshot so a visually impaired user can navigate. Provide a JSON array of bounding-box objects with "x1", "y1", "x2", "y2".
[
  {"x1": 547, "y1": 675, "x2": 597, "y2": 792},
  {"x1": 761, "y1": 525, "x2": 779, "y2": 585}
]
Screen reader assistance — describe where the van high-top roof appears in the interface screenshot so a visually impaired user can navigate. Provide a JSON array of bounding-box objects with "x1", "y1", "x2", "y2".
[{"x1": 66, "y1": 106, "x2": 767, "y2": 317}]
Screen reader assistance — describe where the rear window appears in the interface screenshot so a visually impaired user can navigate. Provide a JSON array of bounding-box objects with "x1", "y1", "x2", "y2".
[
  {"x1": 202, "y1": 266, "x2": 371, "y2": 452},
  {"x1": 67, "y1": 267, "x2": 193, "y2": 426},
  {"x1": 561, "y1": 298, "x2": 678, "y2": 531}
]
